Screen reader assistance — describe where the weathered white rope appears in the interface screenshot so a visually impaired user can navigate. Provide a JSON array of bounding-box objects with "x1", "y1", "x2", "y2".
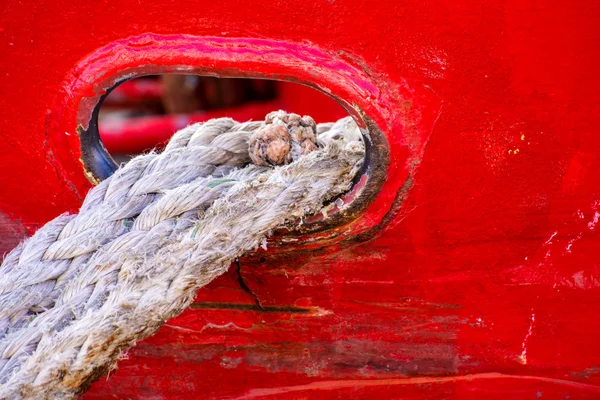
[{"x1": 0, "y1": 112, "x2": 364, "y2": 399}]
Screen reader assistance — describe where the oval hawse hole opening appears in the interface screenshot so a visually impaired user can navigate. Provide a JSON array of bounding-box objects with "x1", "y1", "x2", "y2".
[{"x1": 80, "y1": 74, "x2": 386, "y2": 234}]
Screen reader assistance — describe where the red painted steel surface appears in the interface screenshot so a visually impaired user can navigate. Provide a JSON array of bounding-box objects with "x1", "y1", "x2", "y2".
[{"x1": 1, "y1": 0, "x2": 600, "y2": 398}]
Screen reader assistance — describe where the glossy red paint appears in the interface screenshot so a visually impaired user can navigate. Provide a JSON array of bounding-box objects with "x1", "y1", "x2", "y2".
[{"x1": 1, "y1": 0, "x2": 600, "y2": 398}]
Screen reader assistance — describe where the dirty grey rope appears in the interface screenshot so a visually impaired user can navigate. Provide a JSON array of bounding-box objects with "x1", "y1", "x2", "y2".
[{"x1": 0, "y1": 111, "x2": 364, "y2": 399}]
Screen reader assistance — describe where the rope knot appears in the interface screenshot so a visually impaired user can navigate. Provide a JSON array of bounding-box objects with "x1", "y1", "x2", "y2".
[{"x1": 249, "y1": 111, "x2": 318, "y2": 166}]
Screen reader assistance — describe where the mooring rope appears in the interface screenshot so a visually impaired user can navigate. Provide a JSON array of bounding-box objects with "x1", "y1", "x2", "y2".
[{"x1": 0, "y1": 111, "x2": 365, "y2": 399}]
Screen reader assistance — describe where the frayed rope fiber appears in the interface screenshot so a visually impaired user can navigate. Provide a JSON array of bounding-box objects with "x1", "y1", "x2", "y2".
[{"x1": 0, "y1": 111, "x2": 365, "y2": 399}]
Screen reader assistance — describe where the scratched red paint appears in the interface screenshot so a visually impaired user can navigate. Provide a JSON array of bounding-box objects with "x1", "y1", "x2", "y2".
[{"x1": 1, "y1": 0, "x2": 600, "y2": 398}]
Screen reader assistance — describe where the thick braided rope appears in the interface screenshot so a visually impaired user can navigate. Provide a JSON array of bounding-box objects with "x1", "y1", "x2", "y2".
[
  {"x1": 0, "y1": 118, "x2": 262, "y2": 339},
  {"x1": 0, "y1": 114, "x2": 363, "y2": 399}
]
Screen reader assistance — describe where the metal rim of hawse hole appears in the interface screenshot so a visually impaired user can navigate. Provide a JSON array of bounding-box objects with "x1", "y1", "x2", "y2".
[
  {"x1": 76, "y1": 77, "x2": 389, "y2": 237},
  {"x1": 77, "y1": 85, "x2": 119, "y2": 184}
]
